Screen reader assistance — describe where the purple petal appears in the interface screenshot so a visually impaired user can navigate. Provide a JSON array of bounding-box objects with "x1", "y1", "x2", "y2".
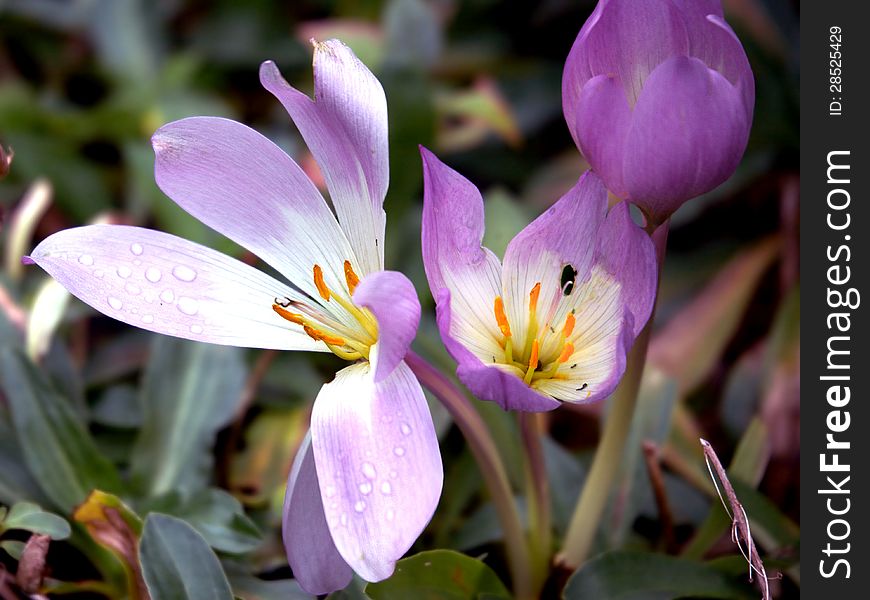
[
  {"x1": 622, "y1": 56, "x2": 751, "y2": 218},
  {"x1": 283, "y1": 433, "x2": 353, "y2": 595},
  {"x1": 260, "y1": 39, "x2": 388, "y2": 277},
  {"x1": 596, "y1": 202, "x2": 658, "y2": 339},
  {"x1": 572, "y1": 75, "x2": 632, "y2": 199},
  {"x1": 353, "y1": 270, "x2": 421, "y2": 383},
  {"x1": 311, "y1": 362, "x2": 442, "y2": 582},
  {"x1": 435, "y1": 289, "x2": 560, "y2": 412},
  {"x1": 28, "y1": 225, "x2": 324, "y2": 351},
  {"x1": 152, "y1": 116, "x2": 355, "y2": 302},
  {"x1": 501, "y1": 171, "x2": 608, "y2": 346}
]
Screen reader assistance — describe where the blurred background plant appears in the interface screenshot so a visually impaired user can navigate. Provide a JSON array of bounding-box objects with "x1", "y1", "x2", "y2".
[{"x1": 0, "y1": 0, "x2": 798, "y2": 598}]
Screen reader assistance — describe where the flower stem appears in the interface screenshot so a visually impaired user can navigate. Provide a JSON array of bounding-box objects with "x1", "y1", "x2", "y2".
[
  {"x1": 556, "y1": 221, "x2": 669, "y2": 570},
  {"x1": 519, "y1": 411, "x2": 551, "y2": 593},
  {"x1": 406, "y1": 351, "x2": 534, "y2": 599}
]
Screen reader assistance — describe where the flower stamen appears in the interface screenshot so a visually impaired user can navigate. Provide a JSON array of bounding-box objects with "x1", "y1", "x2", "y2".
[
  {"x1": 313, "y1": 264, "x2": 331, "y2": 301},
  {"x1": 344, "y1": 260, "x2": 360, "y2": 294},
  {"x1": 522, "y1": 282, "x2": 542, "y2": 363},
  {"x1": 523, "y1": 339, "x2": 540, "y2": 385},
  {"x1": 493, "y1": 296, "x2": 514, "y2": 363}
]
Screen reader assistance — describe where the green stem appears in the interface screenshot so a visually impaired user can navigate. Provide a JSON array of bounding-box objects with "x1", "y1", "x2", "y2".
[
  {"x1": 519, "y1": 411, "x2": 551, "y2": 594},
  {"x1": 405, "y1": 351, "x2": 534, "y2": 599},
  {"x1": 557, "y1": 221, "x2": 669, "y2": 570}
]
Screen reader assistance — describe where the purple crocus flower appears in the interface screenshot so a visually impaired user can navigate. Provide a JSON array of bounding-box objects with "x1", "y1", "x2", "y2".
[
  {"x1": 26, "y1": 40, "x2": 443, "y2": 594},
  {"x1": 420, "y1": 149, "x2": 657, "y2": 412},
  {"x1": 563, "y1": 0, "x2": 754, "y2": 224}
]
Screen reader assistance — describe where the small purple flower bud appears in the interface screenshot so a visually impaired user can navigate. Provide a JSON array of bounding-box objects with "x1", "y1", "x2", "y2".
[{"x1": 563, "y1": 0, "x2": 754, "y2": 225}]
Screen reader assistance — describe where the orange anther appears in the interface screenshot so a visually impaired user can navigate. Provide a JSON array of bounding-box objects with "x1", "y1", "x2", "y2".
[
  {"x1": 528, "y1": 282, "x2": 541, "y2": 312},
  {"x1": 494, "y1": 296, "x2": 512, "y2": 338},
  {"x1": 303, "y1": 325, "x2": 345, "y2": 346},
  {"x1": 528, "y1": 339, "x2": 540, "y2": 370},
  {"x1": 313, "y1": 264, "x2": 330, "y2": 301},
  {"x1": 557, "y1": 342, "x2": 575, "y2": 364},
  {"x1": 344, "y1": 260, "x2": 360, "y2": 294},
  {"x1": 562, "y1": 313, "x2": 576, "y2": 338},
  {"x1": 272, "y1": 304, "x2": 305, "y2": 325}
]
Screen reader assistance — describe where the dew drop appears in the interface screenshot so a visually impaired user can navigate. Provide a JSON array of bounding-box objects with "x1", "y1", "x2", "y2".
[
  {"x1": 172, "y1": 265, "x2": 197, "y2": 282},
  {"x1": 78, "y1": 254, "x2": 94, "y2": 266},
  {"x1": 380, "y1": 482, "x2": 392, "y2": 495},
  {"x1": 125, "y1": 282, "x2": 141, "y2": 295},
  {"x1": 107, "y1": 297, "x2": 122, "y2": 310},
  {"x1": 354, "y1": 500, "x2": 366, "y2": 513},
  {"x1": 400, "y1": 423, "x2": 412, "y2": 436},
  {"x1": 117, "y1": 265, "x2": 131, "y2": 279},
  {"x1": 94, "y1": 270, "x2": 104, "y2": 279},
  {"x1": 177, "y1": 297, "x2": 199, "y2": 316},
  {"x1": 390, "y1": 470, "x2": 398, "y2": 479},
  {"x1": 393, "y1": 446, "x2": 405, "y2": 457},
  {"x1": 145, "y1": 267, "x2": 162, "y2": 283},
  {"x1": 325, "y1": 485, "x2": 336, "y2": 498},
  {"x1": 340, "y1": 513, "x2": 348, "y2": 526},
  {"x1": 359, "y1": 482, "x2": 372, "y2": 495},
  {"x1": 190, "y1": 324, "x2": 204, "y2": 334},
  {"x1": 142, "y1": 314, "x2": 154, "y2": 324},
  {"x1": 130, "y1": 243, "x2": 143, "y2": 256},
  {"x1": 330, "y1": 501, "x2": 338, "y2": 510},
  {"x1": 386, "y1": 509, "x2": 395, "y2": 522},
  {"x1": 361, "y1": 462, "x2": 377, "y2": 479},
  {"x1": 160, "y1": 289, "x2": 175, "y2": 303}
]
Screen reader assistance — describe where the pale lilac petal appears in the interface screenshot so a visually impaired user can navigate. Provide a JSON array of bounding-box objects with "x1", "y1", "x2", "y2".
[
  {"x1": 283, "y1": 433, "x2": 353, "y2": 595},
  {"x1": 353, "y1": 270, "x2": 420, "y2": 383},
  {"x1": 435, "y1": 289, "x2": 560, "y2": 412},
  {"x1": 260, "y1": 40, "x2": 387, "y2": 277},
  {"x1": 420, "y1": 147, "x2": 504, "y2": 364},
  {"x1": 596, "y1": 202, "x2": 658, "y2": 338},
  {"x1": 152, "y1": 116, "x2": 356, "y2": 303},
  {"x1": 501, "y1": 171, "x2": 608, "y2": 349},
  {"x1": 27, "y1": 225, "x2": 324, "y2": 351},
  {"x1": 311, "y1": 362, "x2": 442, "y2": 582},
  {"x1": 623, "y1": 56, "x2": 751, "y2": 217},
  {"x1": 572, "y1": 75, "x2": 632, "y2": 199}
]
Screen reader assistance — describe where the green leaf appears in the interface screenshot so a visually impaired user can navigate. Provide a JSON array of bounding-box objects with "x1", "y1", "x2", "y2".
[
  {"x1": 141, "y1": 488, "x2": 261, "y2": 554},
  {"x1": 0, "y1": 540, "x2": 26, "y2": 560},
  {"x1": 139, "y1": 514, "x2": 234, "y2": 600},
  {"x1": 366, "y1": 550, "x2": 511, "y2": 600},
  {"x1": 131, "y1": 337, "x2": 247, "y2": 497},
  {"x1": 563, "y1": 551, "x2": 755, "y2": 600},
  {"x1": 1, "y1": 502, "x2": 71, "y2": 539},
  {"x1": 0, "y1": 348, "x2": 123, "y2": 512}
]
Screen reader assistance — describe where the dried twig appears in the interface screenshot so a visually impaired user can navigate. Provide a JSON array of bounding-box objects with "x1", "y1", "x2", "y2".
[
  {"x1": 642, "y1": 440, "x2": 676, "y2": 551},
  {"x1": 700, "y1": 438, "x2": 772, "y2": 600}
]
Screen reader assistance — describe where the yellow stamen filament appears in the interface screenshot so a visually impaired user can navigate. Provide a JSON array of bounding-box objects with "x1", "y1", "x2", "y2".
[
  {"x1": 522, "y1": 282, "x2": 542, "y2": 364},
  {"x1": 313, "y1": 264, "x2": 331, "y2": 301},
  {"x1": 524, "y1": 339, "x2": 540, "y2": 385},
  {"x1": 344, "y1": 260, "x2": 360, "y2": 294}
]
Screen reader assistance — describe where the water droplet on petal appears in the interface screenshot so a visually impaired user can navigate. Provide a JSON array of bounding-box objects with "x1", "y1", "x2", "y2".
[
  {"x1": 380, "y1": 482, "x2": 392, "y2": 495},
  {"x1": 177, "y1": 297, "x2": 199, "y2": 315},
  {"x1": 386, "y1": 509, "x2": 395, "y2": 521},
  {"x1": 78, "y1": 254, "x2": 94, "y2": 266},
  {"x1": 173, "y1": 265, "x2": 197, "y2": 282},
  {"x1": 107, "y1": 297, "x2": 122, "y2": 310},
  {"x1": 361, "y1": 462, "x2": 376, "y2": 479},
  {"x1": 117, "y1": 265, "x2": 131, "y2": 279},
  {"x1": 359, "y1": 482, "x2": 372, "y2": 495},
  {"x1": 393, "y1": 446, "x2": 405, "y2": 457},
  {"x1": 142, "y1": 314, "x2": 154, "y2": 324},
  {"x1": 125, "y1": 282, "x2": 141, "y2": 295},
  {"x1": 340, "y1": 513, "x2": 348, "y2": 526},
  {"x1": 160, "y1": 289, "x2": 175, "y2": 303},
  {"x1": 400, "y1": 423, "x2": 412, "y2": 436},
  {"x1": 130, "y1": 243, "x2": 143, "y2": 256},
  {"x1": 325, "y1": 485, "x2": 336, "y2": 498},
  {"x1": 190, "y1": 324, "x2": 203, "y2": 334},
  {"x1": 145, "y1": 267, "x2": 162, "y2": 282},
  {"x1": 390, "y1": 470, "x2": 398, "y2": 479},
  {"x1": 354, "y1": 500, "x2": 366, "y2": 513},
  {"x1": 94, "y1": 270, "x2": 104, "y2": 279}
]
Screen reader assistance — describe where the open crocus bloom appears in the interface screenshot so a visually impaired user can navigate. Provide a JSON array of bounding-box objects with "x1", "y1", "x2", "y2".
[
  {"x1": 26, "y1": 40, "x2": 442, "y2": 594},
  {"x1": 421, "y1": 148, "x2": 657, "y2": 412},
  {"x1": 563, "y1": 0, "x2": 754, "y2": 224}
]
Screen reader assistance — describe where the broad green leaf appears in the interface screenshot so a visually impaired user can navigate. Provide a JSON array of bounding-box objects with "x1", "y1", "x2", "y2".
[
  {"x1": 366, "y1": 550, "x2": 511, "y2": 600},
  {"x1": 141, "y1": 488, "x2": 261, "y2": 554},
  {"x1": 482, "y1": 188, "x2": 530, "y2": 259},
  {"x1": 226, "y1": 571, "x2": 311, "y2": 600},
  {"x1": 1, "y1": 502, "x2": 71, "y2": 539},
  {"x1": 139, "y1": 514, "x2": 234, "y2": 600},
  {"x1": 0, "y1": 540, "x2": 25, "y2": 560},
  {"x1": 131, "y1": 337, "x2": 247, "y2": 496},
  {"x1": 563, "y1": 551, "x2": 754, "y2": 600},
  {"x1": 0, "y1": 348, "x2": 123, "y2": 512},
  {"x1": 0, "y1": 418, "x2": 51, "y2": 506}
]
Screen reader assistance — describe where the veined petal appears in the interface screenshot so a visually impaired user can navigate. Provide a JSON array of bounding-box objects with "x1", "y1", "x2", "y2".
[
  {"x1": 353, "y1": 270, "x2": 420, "y2": 383},
  {"x1": 435, "y1": 289, "x2": 560, "y2": 412},
  {"x1": 151, "y1": 116, "x2": 355, "y2": 303},
  {"x1": 420, "y1": 147, "x2": 503, "y2": 362},
  {"x1": 623, "y1": 56, "x2": 751, "y2": 217},
  {"x1": 27, "y1": 225, "x2": 324, "y2": 351},
  {"x1": 311, "y1": 362, "x2": 442, "y2": 582},
  {"x1": 501, "y1": 171, "x2": 608, "y2": 351},
  {"x1": 283, "y1": 433, "x2": 353, "y2": 595},
  {"x1": 260, "y1": 39, "x2": 387, "y2": 277}
]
